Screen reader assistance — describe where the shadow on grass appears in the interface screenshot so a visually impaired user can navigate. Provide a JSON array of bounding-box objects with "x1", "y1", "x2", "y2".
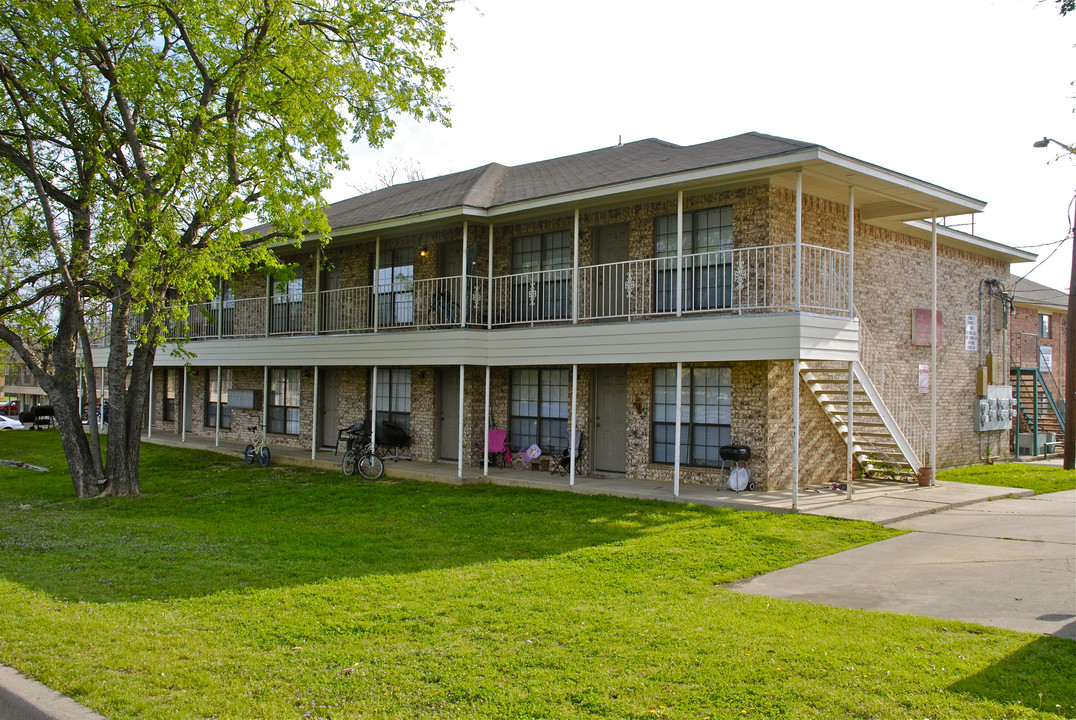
[
  {"x1": 947, "y1": 635, "x2": 1076, "y2": 716},
  {"x1": 1, "y1": 432, "x2": 782, "y2": 604}
]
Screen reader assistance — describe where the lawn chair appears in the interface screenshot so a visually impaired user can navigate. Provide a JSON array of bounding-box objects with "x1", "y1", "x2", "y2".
[
  {"x1": 549, "y1": 430, "x2": 584, "y2": 476},
  {"x1": 511, "y1": 443, "x2": 542, "y2": 470},
  {"x1": 475, "y1": 428, "x2": 511, "y2": 468},
  {"x1": 378, "y1": 420, "x2": 412, "y2": 462}
]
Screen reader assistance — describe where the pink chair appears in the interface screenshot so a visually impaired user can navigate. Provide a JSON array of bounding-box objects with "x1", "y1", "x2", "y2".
[{"x1": 477, "y1": 429, "x2": 511, "y2": 468}]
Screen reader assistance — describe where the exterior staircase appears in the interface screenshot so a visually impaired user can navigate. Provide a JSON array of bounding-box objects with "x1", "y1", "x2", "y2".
[
  {"x1": 800, "y1": 315, "x2": 927, "y2": 481},
  {"x1": 1011, "y1": 367, "x2": 1065, "y2": 454}
]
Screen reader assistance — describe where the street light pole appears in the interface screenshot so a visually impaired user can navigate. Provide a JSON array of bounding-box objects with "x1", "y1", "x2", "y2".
[{"x1": 1032, "y1": 138, "x2": 1075, "y2": 471}]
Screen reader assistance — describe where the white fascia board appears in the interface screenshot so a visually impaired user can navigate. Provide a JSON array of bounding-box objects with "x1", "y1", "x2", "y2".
[
  {"x1": 814, "y1": 149, "x2": 987, "y2": 214},
  {"x1": 901, "y1": 219, "x2": 1037, "y2": 263}
]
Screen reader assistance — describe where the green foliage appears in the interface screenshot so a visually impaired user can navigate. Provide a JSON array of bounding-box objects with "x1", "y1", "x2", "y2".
[
  {"x1": 939, "y1": 463, "x2": 1075, "y2": 495},
  {"x1": 1, "y1": 433, "x2": 1073, "y2": 720}
]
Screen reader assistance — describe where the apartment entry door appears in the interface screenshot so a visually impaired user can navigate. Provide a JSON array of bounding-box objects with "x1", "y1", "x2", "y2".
[
  {"x1": 437, "y1": 369, "x2": 460, "y2": 461},
  {"x1": 593, "y1": 366, "x2": 627, "y2": 473},
  {"x1": 318, "y1": 369, "x2": 339, "y2": 449},
  {"x1": 594, "y1": 224, "x2": 629, "y2": 319}
]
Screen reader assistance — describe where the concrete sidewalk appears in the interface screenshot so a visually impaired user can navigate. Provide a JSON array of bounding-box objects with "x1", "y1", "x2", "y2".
[{"x1": 728, "y1": 490, "x2": 1076, "y2": 639}]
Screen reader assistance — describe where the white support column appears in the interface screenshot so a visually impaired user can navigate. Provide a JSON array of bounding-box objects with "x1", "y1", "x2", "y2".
[
  {"x1": 847, "y1": 186, "x2": 855, "y2": 318},
  {"x1": 846, "y1": 360, "x2": 854, "y2": 500},
  {"x1": 795, "y1": 170, "x2": 803, "y2": 312},
  {"x1": 483, "y1": 366, "x2": 491, "y2": 476},
  {"x1": 313, "y1": 247, "x2": 322, "y2": 335},
  {"x1": 215, "y1": 366, "x2": 222, "y2": 447},
  {"x1": 570, "y1": 364, "x2": 578, "y2": 486},
  {"x1": 373, "y1": 237, "x2": 381, "y2": 333},
  {"x1": 262, "y1": 366, "x2": 269, "y2": 431},
  {"x1": 792, "y1": 359, "x2": 800, "y2": 511},
  {"x1": 676, "y1": 191, "x2": 684, "y2": 318},
  {"x1": 673, "y1": 361, "x2": 683, "y2": 497},
  {"x1": 487, "y1": 225, "x2": 494, "y2": 330},
  {"x1": 572, "y1": 209, "x2": 580, "y2": 325},
  {"x1": 931, "y1": 216, "x2": 938, "y2": 486},
  {"x1": 217, "y1": 277, "x2": 224, "y2": 340},
  {"x1": 370, "y1": 366, "x2": 378, "y2": 450},
  {"x1": 147, "y1": 367, "x2": 154, "y2": 438},
  {"x1": 311, "y1": 366, "x2": 320, "y2": 460},
  {"x1": 181, "y1": 367, "x2": 188, "y2": 443},
  {"x1": 461, "y1": 222, "x2": 468, "y2": 329},
  {"x1": 100, "y1": 367, "x2": 105, "y2": 431},
  {"x1": 457, "y1": 364, "x2": 465, "y2": 478},
  {"x1": 265, "y1": 275, "x2": 271, "y2": 337}
]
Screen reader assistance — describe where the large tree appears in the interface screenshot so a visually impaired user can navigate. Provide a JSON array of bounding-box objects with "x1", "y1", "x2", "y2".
[{"x1": 0, "y1": 0, "x2": 452, "y2": 497}]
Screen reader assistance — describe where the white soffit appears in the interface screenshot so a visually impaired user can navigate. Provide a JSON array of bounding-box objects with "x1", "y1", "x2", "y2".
[{"x1": 892, "y1": 219, "x2": 1037, "y2": 264}]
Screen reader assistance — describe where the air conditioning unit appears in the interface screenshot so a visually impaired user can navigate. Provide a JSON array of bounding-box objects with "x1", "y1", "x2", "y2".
[{"x1": 1017, "y1": 432, "x2": 1055, "y2": 456}]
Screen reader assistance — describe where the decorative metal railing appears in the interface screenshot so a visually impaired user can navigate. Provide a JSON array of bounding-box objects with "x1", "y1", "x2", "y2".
[{"x1": 94, "y1": 242, "x2": 852, "y2": 343}]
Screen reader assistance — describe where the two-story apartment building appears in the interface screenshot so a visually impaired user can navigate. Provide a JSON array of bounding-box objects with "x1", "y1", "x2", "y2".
[
  {"x1": 99, "y1": 132, "x2": 1036, "y2": 490},
  {"x1": 1009, "y1": 276, "x2": 1068, "y2": 456}
]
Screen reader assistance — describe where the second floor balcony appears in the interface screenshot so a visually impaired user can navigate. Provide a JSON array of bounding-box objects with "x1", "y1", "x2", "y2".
[{"x1": 159, "y1": 242, "x2": 850, "y2": 343}]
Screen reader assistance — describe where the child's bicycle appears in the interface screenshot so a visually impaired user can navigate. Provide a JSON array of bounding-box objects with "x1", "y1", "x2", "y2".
[
  {"x1": 244, "y1": 425, "x2": 271, "y2": 466},
  {"x1": 341, "y1": 424, "x2": 385, "y2": 480}
]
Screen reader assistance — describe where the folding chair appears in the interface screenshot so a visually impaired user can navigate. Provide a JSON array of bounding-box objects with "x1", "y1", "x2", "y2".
[
  {"x1": 475, "y1": 428, "x2": 511, "y2": 468},
  {"x1": 549, "y1": 430, "x2": 583, "y2": 476}
]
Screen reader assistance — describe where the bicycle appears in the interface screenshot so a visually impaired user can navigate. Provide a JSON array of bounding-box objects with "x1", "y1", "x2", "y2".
[
  {"x1": 244, "y1": 424, "x2": 271, "y2": 466},
  {"x1": 341, "y1": 425, "x2": 385, "y2": 480},
  {"x1": 426, "y1": 290, "x2": 460, "y2": 328}
]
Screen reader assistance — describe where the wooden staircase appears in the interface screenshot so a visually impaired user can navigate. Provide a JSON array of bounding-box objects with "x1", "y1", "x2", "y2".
[{"x1": 800, "y1": 361, "x2": 920, "y2": 481}]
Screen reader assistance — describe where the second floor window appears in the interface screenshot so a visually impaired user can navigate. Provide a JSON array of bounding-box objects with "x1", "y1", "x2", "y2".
[
  {"x1": 271, "y1": 268, "x2": 303, "y2": 334},
  {"x1": 377, "y1": 248, "x2": 414, "y2": 326},
  {"x1": 1039, "y1": 314, "x2": 1051, "y2": 338},
  {"x1": 510, "y1": 231, "x2": 572, "y2": 322},
  {"x1": 655, "y1": 206, "x2": 734, "y2": 313}
]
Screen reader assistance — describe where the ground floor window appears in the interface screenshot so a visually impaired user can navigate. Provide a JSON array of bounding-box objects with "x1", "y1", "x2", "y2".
[
  {"x1": 163, "y1": 368, "x2": 178, "y2": 421},
  {"x1": 510, "y1": 368, "x2": 569, "y2": 452},
  {"x1": 375, "y1": 368, "x2": 411, "y2": 431},
  {"x1": 204, "y1": 369, "x2": 233, "y2": 429},
  {"x1": 652, "y1": 366, "x2": 731, "y2": 467},
  {"x1": 268, "y1": 368, "x2": 300, "y2": 435}
]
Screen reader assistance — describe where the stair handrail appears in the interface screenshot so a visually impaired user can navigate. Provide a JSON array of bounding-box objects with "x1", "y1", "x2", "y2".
[
  {"x1": 1032, "y1": 368, "x2": 1066, "y2": 433},
  {"x1": 855, "y1": 310, "x2": 930, "y2": 466}
]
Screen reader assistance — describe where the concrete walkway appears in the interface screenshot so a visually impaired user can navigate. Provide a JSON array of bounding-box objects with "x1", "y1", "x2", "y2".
[{"x1": 728, "y1": 489, "x2": 1076, "y2": 639}]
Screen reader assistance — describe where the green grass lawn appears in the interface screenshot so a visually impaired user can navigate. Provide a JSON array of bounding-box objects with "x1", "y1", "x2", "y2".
[
  {"x1": 939, "y1": 462, "x2": 1075, "y2": 495},
  {"x1": 0, "y1": 432, "x2": 1073, "y2": 720}
]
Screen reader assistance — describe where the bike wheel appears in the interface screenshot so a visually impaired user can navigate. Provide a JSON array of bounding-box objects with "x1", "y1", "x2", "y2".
[
  {"x1": 259, "y1": 446, "x2": 271, "y2": 466},
  {"x1": 244, "y1": 444, "x2": 255, "y2": 464},
  {"x1": 427, "y1": 306, "x2": 442, "y2": 328},
  {"x1": 357, "y1": 452, "x2": 384, "y2": 480},
  {"x1": 342, "y1": 449, "x2": 357, "y2": 476}
]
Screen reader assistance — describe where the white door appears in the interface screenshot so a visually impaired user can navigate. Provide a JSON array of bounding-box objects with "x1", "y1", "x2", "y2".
[{"x1": 593, "y1": 366, "x2": 627, "y2": 472}]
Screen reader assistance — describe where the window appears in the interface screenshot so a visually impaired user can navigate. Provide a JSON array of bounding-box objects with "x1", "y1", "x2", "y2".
[
  {"x1": 211, "y1": 282, "x2": 235, "y2": 337},
  {"x1": 268, "y1": 368, "x2": 300, "y2": 435},
  {"x1": 654, "y1": 206, "x2": 734, "y2": 313},
  {"x1": 270, "y1": 267, "x2": 304, "y2": 334},
  {"x1": 204, "y1": 369, "x2": 233, "y2": 429},
  {"x1": 375, "y1": 368, "x2": 411, "y2": 431},
  {"x1": 1039, "y1": 314, "x2": 1051, "y2": 338},
  {"x1": 510, "y1": 232, "x2": 572, "y2": 322},
  {"x1": 510, "y1": 368, "x2": 569, "y2": 452},
  {"x1": 163, "y1": 368, "x2": 177, "y2": 422},
  {"x1": 377, "y1": 248, "x2": 414, "y2": 326},
  {"x1": 652, "y1": 366, "x2": 731, "y2": 468}
]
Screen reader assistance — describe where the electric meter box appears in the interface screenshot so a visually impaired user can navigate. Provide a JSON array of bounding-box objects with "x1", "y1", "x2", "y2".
[{"x1": 975, "y1": 385, "x2": 1014, "y2": 432}]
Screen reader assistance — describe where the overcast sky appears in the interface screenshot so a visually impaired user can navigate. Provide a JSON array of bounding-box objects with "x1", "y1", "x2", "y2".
[{"x1": 331, "y1": 0, "x2": 1075, "y2": 294}]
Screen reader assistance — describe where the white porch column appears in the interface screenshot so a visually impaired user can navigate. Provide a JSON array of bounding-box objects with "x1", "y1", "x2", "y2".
[
  {"x1": 795, "y1": 170, "x2": 803, "y2": 312},
  {"x1": 217, "y1": 278, "x2": 224, "y2": 340},
  {"x1": 673, "y1": 361, "x2": 683, "y2": 497},
  {"x1": 572, "y1": 209, "x2": 580, "y2": 325},
  {"x1": 147, "y1": 367, "x2": 154, "y2": 438},
  {"x1": 487, "y1": 224, "x2": 494, "y2": 330},
  {"x1": 570, "y1": 364, "x2": 578, "y2": 486},
  {"x1": 847, "y1": 186, "x2": 855, "y2": 319},
  {"x1": 847, "y1": 361, "x2": 854, "y2": 500},
  {"x1": 931, "y1": 216, "x2": 938, "y2": 486},
  {"x1": 482, "y1": 366, "x2": 491, "y2": 476},
  {"x1": 457, "y1": 364, "x2": 465, "y2": 478},
  {"x1": 792, "y1": 358, "x2": 800, "y2": 511},
  {"x1": 215, "y1": 366, "x2": 222, "y2": 447},
  {"x1": 265, "y1": 275, "x2": 271, "y2": 337},
  {"x1": 461, "y1": 222, "x2": 468, "y2": 329},
  {"x1": 311, "y1": 366, "x2": 320, "y2": 460},
  {"x1": 373, "y1": 237, "x2": 381, "y2": 333},
  {"x1": 314, "y1": 247, "x2": 322, "y2": 335},
  {"x1": 181, "y1": 367, "x2": 188, "y2": 443},
  {"x1": 370, "y1": 366, "x2": 378, "y2": 450},
  {"x1": 262, "y1": 366, "x2": 269, "y2": 431},
  {"x1": 676, "y1": 191, "x2": 684, "y2": 318}
]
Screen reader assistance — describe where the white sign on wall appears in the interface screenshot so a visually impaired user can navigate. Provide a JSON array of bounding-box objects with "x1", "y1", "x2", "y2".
[
  {"x1": 964, "y1": 314, "x2": 978, "y2": 352},
  {"x1": 1039, "y1": 345, "x2": 1053, "y2": 373},
  {"x1": 918, "y1": 364, "x2": 930, "y2": 394}
]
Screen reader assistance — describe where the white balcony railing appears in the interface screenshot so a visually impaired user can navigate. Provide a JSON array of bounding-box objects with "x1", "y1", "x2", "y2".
[{"x1": 98, "y1": 243, "x2": 851, "y2": 344}]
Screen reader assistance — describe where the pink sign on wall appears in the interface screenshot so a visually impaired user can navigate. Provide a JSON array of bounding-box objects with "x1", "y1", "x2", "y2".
[{"x1": 911, "y1": 309, "x2": 942, "y2": 347}]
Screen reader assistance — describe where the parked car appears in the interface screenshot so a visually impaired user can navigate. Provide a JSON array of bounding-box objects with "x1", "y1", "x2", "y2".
[
  {"x1": 0, "y1": 415, "x2": 26, "y2": 430},
  {"x1": 0, "y1": 400, "x2": 18, "y2": 415}
]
